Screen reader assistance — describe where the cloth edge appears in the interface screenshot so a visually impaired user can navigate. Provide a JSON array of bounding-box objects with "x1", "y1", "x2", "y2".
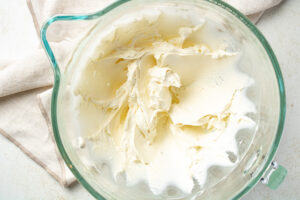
[
  {"x1": 36, "y1": 93, "x2": 77, "y2": 186},
  {"x1": 0, "y1": 127, "x2": 64, "y2": 185},
  {"x1": 26, "y1": 0, "x2": 41, "y2": 39},
  {"x1": 249, "y1": 11, "x2": 265, "y2": 24}
]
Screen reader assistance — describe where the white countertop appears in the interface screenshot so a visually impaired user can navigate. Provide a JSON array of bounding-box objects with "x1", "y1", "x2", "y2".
[{"x1": 0, "y1": 0, "x2": 299, "y2": 199}]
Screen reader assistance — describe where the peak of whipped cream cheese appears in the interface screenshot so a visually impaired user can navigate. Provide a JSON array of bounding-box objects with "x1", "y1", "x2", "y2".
[{"x1": 69, "y1": 7, "x2": 256, "y2": 195}]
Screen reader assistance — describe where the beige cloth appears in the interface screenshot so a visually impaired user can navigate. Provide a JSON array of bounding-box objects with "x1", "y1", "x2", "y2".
[{"x1": 0, "y1": 0, "x2": 282, "y2": 186}]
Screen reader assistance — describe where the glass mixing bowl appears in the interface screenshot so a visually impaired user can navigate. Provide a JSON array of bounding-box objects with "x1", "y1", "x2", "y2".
[{"x1": 41, "y1": 0, "x2": 287, "y2": 199}]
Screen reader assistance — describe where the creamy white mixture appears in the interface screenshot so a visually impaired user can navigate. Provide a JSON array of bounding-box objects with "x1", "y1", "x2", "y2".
[{"x1": 69, "y1": 8, "x2": 256, "y2": 195}]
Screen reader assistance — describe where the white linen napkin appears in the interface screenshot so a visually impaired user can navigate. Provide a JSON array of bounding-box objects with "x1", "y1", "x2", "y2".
[{"x1": 0, "y1": 0, "x2": 282, "y2": 186}]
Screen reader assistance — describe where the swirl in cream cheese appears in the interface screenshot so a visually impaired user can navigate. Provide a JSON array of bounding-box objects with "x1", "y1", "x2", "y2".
[{"x1": 71, "y1": 9, "x2": 256, "y2": 195}]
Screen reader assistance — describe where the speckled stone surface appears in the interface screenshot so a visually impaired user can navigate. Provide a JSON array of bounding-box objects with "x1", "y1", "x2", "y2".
[{"x1": 0, "y1": 0, "x2": 299, "y2": 199}]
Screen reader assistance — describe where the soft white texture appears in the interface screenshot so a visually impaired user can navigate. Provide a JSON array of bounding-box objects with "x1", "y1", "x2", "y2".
[{"x1": 69, "y1": 8, "x2": 256, "y2": 195}]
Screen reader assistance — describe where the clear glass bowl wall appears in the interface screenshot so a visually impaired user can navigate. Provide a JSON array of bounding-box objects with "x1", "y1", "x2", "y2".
[{"x1": 41, "y1": 0, "x2": 285, "y2": 199}]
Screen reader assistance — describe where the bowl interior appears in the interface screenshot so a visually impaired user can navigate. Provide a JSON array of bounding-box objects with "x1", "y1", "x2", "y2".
[{"x1": 50, "y1": 0, "x2": 285, "y2": 199}]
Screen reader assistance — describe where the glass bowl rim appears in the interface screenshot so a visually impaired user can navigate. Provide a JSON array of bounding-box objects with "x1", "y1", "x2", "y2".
[{"x1": 40, "y1": 0, "x2": 286, "y2": 199}]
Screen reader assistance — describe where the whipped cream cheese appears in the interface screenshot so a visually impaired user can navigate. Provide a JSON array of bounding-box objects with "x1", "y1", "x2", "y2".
[{"x1": 69, "y1": 7, "x2": 256, "y2": 195}]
